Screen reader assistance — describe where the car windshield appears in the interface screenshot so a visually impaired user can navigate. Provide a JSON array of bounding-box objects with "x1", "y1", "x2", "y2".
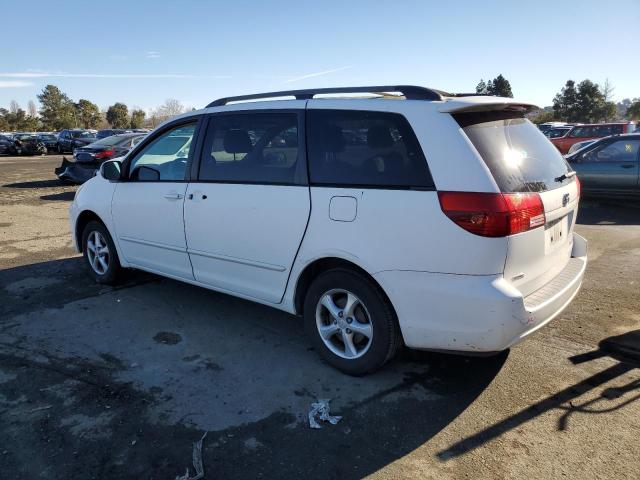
[
  {"x1": 71, "y1": 131, "x2": 95, "y2": 139},
  {"x1": 455, "y1": 112, "x2": 572, "y2": 192}
]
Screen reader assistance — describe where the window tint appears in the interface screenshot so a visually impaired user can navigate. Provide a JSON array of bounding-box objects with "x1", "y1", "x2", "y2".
[
  {"x1": 199, "y1": 112, "x2": 302, "y2": 184},
  {"x1": 456, "y1": 113, "x2": 571, "y2": 193},
  {"x1": 128, "y1": 123, "x2": 196, "y2": 181},
  {"x1": 547, "y1": 128, "x2": 570, "y2": 138},
  {"x1": 307, "y1": 109, "x2": 433, "y2": 188},
  {"x1": 583, "y1": 140, "x2": 640, "y2": 163}
]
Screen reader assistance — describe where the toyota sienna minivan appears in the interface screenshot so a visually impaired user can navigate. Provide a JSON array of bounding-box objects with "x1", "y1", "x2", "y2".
[{"x1": 69, "y1": 86, "x2": 587, "y2": 375}]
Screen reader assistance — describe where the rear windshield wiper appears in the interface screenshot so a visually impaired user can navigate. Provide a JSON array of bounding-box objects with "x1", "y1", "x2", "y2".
[{"x1": 554, "y1": 171, "x2": 576, "y2": 183}]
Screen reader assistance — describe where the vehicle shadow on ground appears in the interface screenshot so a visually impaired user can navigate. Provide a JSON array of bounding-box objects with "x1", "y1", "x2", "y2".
[
  {"x1": 437, "y1": 329, "x2": 640, "y2": 460},
  {"x1": 577, "y1": 198, "x2": 640, "y2": 226},
  {"x1": 40, "y1": 191, "x2": 75, "y2": 201},
  {"x1": 0, "y1": 257, "x2": 507, "y2": 479},
  {"x1": 3, "y1": 179, "x2": 66, "y2": 189},
  {"x1": 0, "y1": 257, "x2": 155, "y2": 318}
]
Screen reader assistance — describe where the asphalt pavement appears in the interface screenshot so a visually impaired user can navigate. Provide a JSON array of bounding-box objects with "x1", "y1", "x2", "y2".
[{"x1": 0, "y1": 154, "x2": 639, "y2": 479}]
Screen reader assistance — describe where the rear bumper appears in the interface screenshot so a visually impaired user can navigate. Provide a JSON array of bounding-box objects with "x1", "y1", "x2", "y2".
[
  {"x1": 374, "y1": 233, "x2": 587, "y2": 353},
  {"x1": 55, "y1": 158, "x2": 98, "y2": 184}
]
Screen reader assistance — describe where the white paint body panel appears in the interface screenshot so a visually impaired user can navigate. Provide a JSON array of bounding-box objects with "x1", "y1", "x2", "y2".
[
  {"x1": 69, "y1": 94, "x2": 587, "y2": 355},
  {"x1": 111, "y1": 182, "x2": 193, "y2": 279},
  {"x1": 183, "y1": 184, "x2": 310, "y2": 303}
]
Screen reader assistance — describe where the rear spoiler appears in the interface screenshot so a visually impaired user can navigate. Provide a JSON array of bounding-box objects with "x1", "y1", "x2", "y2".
[{"x1": 439, "y1": 98, "x2": 539, "y2": 114}]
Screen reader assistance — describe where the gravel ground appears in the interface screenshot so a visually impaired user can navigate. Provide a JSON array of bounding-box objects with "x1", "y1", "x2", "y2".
[{"x1": 0, "y1": 154, "x2": 639, "y2": 479}]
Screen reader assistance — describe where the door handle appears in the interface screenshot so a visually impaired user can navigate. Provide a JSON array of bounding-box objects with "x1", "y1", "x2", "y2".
[{"x1": 163, "y1": 192, "x2": 184, "y2": 200}]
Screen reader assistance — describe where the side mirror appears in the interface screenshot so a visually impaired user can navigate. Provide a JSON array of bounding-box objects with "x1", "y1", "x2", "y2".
[
  {"x1": 134, "y1": 165, "x2": 161, "y2": 181},
  {"x1": 100, "y1": 160, "x2": 122, "y2": 181}
]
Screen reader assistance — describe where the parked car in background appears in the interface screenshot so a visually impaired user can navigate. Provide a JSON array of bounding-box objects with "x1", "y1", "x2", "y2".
[
  {"x1": 11, "y1": 133, "x2": 47, "y2": 156},
  {"x1": 69, "y1": 85, "x2": 586, "y2": 375},
  {"x1": 545, "y1": 126, "x2": 572, "y2": 139},
  {"x1": 551, "y1": 122, "x2": 637, "y2": 154},
  {"x1": 56, "y1": 133, "x2": 146, "y2": 184},
  {"x1": 566, "y1": 139, "x2": 597, "y2": 155},
  {"x1": 57, "y1": 129, "x2": 97, "y2": 153},
  {"x1": 96, "y1": 129, "x2": 132, "y2": 139},
  {"x1": 538, "y1": 122, "x2": 569, "y2": 134},
  {"x1": 36, "y1": 133, "x2": 59, "y2": 153},
  {"x1": 566, "y1": 134, "x2": 640, "y2": 197},
  {"x1": 0, "y1": 134, "x2": 16, "y2": 155}
]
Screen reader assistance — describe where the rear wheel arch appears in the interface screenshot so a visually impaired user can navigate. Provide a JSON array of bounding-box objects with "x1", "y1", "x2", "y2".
[{"x1": 293, "y1": 257, "x2": 397, "y2": 318}]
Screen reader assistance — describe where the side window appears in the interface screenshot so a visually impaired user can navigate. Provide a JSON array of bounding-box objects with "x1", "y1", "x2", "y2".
[
  {"x1": 127, "y1": 122, "x2": 197, "y2": 181},
  {"x1": 199, "y1": 112, "x2": 302, "y2": 184},
  {"x1": 570, "y1": 127, "x2": 591, "y2": 138},
  {"x1": 584, "y1": 140, "x2": 640, "y2": 163},
  {"x1": 307, "y1": 109, "x2": 434, "y2": 188}
]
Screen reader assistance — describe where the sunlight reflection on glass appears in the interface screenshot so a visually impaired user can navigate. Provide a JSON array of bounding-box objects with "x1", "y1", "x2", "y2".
[{"x1": 503, "y1": 148, "x2": 527, "y2": 168}]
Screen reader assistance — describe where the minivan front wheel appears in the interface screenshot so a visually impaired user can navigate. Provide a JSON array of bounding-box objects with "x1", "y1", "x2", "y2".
[
  {"x1": 82, "y1": 221, "x2": 121, "y2": 284},
  {"x1": 304, "y1": 269, "x2": 400, "y2": 375}
]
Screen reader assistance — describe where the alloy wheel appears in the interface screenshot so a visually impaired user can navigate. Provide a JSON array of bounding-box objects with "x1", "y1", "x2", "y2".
[
  {"x1": 315, "y1": 288, "x2": 373, "y2": 359},
  {"x1": 86, "y1": 231, "x2": 110, "y2": 275}
]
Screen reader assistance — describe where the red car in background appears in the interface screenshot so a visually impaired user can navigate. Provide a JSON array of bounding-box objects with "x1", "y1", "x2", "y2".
[{"x1": 551, "y1": 122, "x2": 637, "y2": 154}]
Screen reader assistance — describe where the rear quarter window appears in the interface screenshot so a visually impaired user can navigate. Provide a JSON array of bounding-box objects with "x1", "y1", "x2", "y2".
[
  {"x1": 454, "y1": 112, "x2": 571, "y2": 192},
  {"x1": 307, "y1": 109, "x2": 434, "y2": 188}
]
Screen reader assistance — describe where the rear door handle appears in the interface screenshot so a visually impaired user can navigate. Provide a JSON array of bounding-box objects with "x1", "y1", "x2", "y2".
[{"x1": 163, "y1": 192, "x2": 184, "y2": 200}]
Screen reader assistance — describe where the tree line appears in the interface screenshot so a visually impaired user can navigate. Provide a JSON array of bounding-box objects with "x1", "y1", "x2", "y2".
[
  {"x1": 2, "y1": 79, "x2": 638, "y2": 133},
  {"x1": 476, "y1": 74, "x2": 639, "y2": 123},
  {"x1": 0, "y1": 84, "x2": 188, "y2": 132}
]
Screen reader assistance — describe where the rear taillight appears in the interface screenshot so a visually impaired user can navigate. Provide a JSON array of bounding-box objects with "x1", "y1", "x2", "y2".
[
  {"x1": 575, "y1": 176, "x2": 581, "y2": 198},
  {"x1": 95, "y1": 149, "x2": 115, "y2": 159},
  {"x1": 438, "y1": 191, "x2": 546, "y2": 237}
]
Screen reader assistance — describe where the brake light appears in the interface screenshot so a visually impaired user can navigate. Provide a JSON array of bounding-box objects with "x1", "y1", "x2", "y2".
[
  {"x1": 575, "y1": 176, "x2": 581, "y2": 198},
  {"x1": 95, "y1": 149, "x2": 115, "y2": 159},
  {"x1": 438, "y1": 191, "x2": 546, "y2": 237}
]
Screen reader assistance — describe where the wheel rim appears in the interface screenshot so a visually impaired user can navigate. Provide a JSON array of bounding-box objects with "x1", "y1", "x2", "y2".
[
  {"x1": 86, "y1": 231, "x2": 109, "y2": 275},
  {"x1": 315, "y1": 289, "x2": 373, "y2": 360}
]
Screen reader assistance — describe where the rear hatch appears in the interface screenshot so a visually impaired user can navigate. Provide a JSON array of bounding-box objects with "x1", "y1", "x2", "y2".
[{"x1": 455, "y1": 109, "x2": 580, "y2": 297}]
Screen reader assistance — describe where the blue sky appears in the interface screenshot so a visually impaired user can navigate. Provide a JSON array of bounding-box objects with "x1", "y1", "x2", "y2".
[{"x1": 1, "y1": 0, "x2": 638, "y2": 112}]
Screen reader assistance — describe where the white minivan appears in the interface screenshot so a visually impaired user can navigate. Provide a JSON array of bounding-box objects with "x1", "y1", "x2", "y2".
[{"x1": 69, "y1": 86, "x2": 587, "y2": 375}]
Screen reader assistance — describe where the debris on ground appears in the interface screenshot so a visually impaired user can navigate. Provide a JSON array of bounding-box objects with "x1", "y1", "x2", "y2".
[
  {"x1": 308, "y1": 399, "x2": 342, "y2": 429},
  {"x1": 175, "y1": 432, "x2": 207, "y2": 480}
]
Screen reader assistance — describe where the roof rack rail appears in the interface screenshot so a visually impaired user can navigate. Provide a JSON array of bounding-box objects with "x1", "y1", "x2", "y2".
[{"x1": 206, "y1": 85, "x2": 443, "y2": 107}]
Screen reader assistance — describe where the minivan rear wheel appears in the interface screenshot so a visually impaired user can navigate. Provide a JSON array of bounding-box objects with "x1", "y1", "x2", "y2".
[{"x1": 304, "y1": 268, "x2": 400, "y2": 375}]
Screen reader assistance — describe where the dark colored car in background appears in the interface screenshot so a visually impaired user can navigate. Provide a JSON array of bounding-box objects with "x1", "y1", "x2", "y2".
[
  {"x1": 57, "y1": 129, "x2": 97, "y2": 153},
  {"x1": 36, "y1": 133, "x2": 59, "y2": 153},
  {"x1": 55, "y1": 133, "x2": 146, "y2": 184},
  {"x1": 11, "y1": 133, "x2": 47, "y2": 156},
  {"x1": 545, "y1": 126, "x2": 572, "y2": 139},
  {"x1": 96, "y1": 128, "x2": 132, "y2": 139},
  {"x1": 566, "y1": 134, "x2": 640, "y2": 197},
  {"x1": 0, "y1": 134, "x2": 16, "y2": 155},
  {"x1": 551, "y1": 122, "x2": 637, "y2": 154}
]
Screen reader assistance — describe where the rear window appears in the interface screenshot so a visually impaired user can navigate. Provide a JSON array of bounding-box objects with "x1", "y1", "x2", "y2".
[
  {"x1": 455, "y1": 112, "x2": 571, "y2": 192},
  {"x1": 91, "y1": 135, "x2": 128, "y2": 146}
]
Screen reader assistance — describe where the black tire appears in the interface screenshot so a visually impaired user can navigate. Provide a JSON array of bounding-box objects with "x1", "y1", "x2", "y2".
[
  {"x1": 81, "y1": 220, "x2": 121, "y2": 285},
  {"x1": 303, "y1": 268, "x2": 401, "y2": 375}
]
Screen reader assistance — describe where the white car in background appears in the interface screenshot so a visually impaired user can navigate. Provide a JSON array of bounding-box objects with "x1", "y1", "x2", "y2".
[{"x1": 69, "y1": 86, "x2": 587, "y2": 375}]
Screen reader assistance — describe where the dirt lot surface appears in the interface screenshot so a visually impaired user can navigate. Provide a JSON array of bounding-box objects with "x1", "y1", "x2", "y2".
[{"x1": 1, "y1": 154, "x2": 639, "y2": 479}]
